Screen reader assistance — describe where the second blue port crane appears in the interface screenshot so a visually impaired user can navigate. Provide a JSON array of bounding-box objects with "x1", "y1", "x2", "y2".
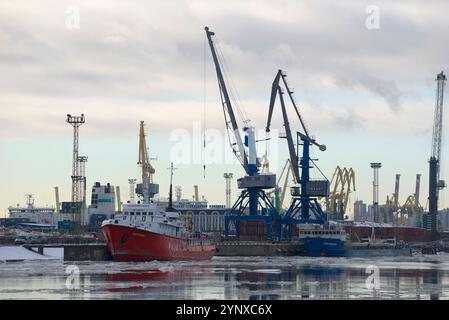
[{"x1": 266, "y1": 70, "x2": 329, "y2": 239}]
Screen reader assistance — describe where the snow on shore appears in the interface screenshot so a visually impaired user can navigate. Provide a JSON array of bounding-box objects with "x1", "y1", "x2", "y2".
[{"x1": 0, "y1": 246, "x2": 61, "y2": 262}]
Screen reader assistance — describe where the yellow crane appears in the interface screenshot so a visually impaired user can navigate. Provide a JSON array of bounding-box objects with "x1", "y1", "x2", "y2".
[
  {"x1": 327, "y1": 167, "x2": 356, "y2": 220},
  {"x1": 396, "y1": 174, "x2": 423, "y2": 226},
  {"x1": 382, "y1": 174, "x2": 401, "y2": 223},
  {"x1": 137, "y1": 121, "x2": 157, "y2": 203}
]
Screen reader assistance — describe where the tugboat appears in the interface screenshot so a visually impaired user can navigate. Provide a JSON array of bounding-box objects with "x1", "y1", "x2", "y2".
[{"x1": 101, "y1": 122, "x2": 214, "y2": 262}]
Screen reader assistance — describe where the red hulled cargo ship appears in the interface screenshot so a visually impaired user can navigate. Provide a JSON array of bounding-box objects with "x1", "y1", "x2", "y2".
[{"x1": 101, "y1": 203, "x2": 215, "y2": 262}]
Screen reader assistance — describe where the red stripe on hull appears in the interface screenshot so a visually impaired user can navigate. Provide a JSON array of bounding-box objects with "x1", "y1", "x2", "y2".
[{"x1": 101, "y1": 224, "x2": 215, "y2": 262}]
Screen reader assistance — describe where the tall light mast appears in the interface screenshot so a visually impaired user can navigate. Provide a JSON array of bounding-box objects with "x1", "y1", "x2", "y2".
[
  {"x1": 66, "y1": 114, "x2": 85, "y2": 204},
  {"x1": 428, "y1": 71, "x2": 446, "y2": 233}
]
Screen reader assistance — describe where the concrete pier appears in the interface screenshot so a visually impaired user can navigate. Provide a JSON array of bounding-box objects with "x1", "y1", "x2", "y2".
[
  {"x1": 215, "y1": 241, "x2": 299, "y2": 256},
  {"x1": 63, "y1": 244, "x2": 111, "y2": 261},
  {"x1": 24, "y1": 243, "x2": 111, "y2": 261}
]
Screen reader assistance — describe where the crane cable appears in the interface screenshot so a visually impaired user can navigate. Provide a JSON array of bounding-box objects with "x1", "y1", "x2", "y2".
[{"x1": 215, "y1": 38, "x2": 250, "y2": 126}]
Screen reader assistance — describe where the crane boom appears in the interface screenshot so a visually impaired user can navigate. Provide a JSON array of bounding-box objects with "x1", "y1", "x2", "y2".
[
  {"x1": 205, "y1": 27, "x2": 248, "y2": 173},
  {"x1": 266, "y1": 70, "x2": 326, "y2": 151},
  {"x1": 266, "y1": 69, "x2": 326, "y2": 185},
  {"x1": 278, "y1": 87, "x2": 300, "y2": 183},
  {"x1": 431, "y1": 72, "x2": 447, "y2": 177}
]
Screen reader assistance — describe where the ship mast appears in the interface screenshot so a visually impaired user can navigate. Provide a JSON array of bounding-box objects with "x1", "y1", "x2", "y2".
[{"x1": 166, "y1": 162, "x2": 177, "y2": 212}]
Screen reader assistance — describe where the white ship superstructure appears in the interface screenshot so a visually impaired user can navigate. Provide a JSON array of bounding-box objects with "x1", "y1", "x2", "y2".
[{"x1": 8, "y1": 194, "x2": 55, "y2": 225}]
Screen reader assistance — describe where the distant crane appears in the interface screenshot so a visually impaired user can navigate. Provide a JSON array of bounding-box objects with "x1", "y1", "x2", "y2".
[
  {"x1": 396, "y1": 174, "x2": 423, "y2": 227},
  {"x1": 136, "y1": 121, "x2": 159, "y2": 203},
  {"x1": 205, "y1": 27, "x2": 278, "y2": 240},
  {"x1": 328, "y1": 167, "x2": 356, "y2": 220},
  {"x1": 266, "y1": 69, "x2": 329, "y2": 239},
  {"x1": 384, "y1": 174, "x2": 400, "y2": 224},
  {"x1": 428, "y1": 71, "x2": 446, "y2": 233}
]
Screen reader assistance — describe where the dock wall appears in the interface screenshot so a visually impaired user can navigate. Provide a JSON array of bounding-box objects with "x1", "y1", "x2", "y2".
[{"x1": 215, "y1": 241, "x2": 298, "y2": 256}]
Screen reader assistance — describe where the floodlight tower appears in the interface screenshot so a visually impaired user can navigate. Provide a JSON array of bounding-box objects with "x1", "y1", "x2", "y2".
[{"x1": 66, "y1": 114, "x2": 85, "y2": 204}]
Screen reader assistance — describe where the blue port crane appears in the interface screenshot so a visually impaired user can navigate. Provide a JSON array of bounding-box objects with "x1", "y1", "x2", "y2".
[
  {"x1": 204, "y1": 27, "x2": 279, "y2": 240},
  {"x1": 265, "y1": 70, "x2": 329, "y2": 239}
]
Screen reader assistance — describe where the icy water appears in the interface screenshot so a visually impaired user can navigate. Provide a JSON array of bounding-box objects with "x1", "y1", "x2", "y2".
[{"x1": 1, "y1": 254, "x2": 449, "y2": 300}]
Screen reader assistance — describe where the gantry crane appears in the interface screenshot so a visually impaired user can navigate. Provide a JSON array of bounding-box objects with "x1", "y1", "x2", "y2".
[
  {"x1": 205, "y1": 27, "x2": 278, "y2": 240},
  {"x1": 327, "y1": 167, "x2": 355, "y2": 220},
  {"x1": 428, "y1": 71, "x2": 446, "y2": 233},
  {"x1": 266, "y1": 69, "x2": 329, "y2": 239}
]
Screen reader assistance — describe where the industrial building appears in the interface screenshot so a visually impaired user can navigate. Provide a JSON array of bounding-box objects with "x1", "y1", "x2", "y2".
[{"x1": 87, "y1": 182, "x2": 117, "y2": 229}]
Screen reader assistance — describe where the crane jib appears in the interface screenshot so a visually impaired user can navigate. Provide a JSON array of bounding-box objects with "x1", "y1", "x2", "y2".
[{"x1": 205, "y1": 26, "x2": 249, "y2": 173}]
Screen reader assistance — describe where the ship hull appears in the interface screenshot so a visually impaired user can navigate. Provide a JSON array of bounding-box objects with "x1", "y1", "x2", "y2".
[
  {"x1": 101, "y1": 224, "x2": 215, "y2": 262},
  {"x1": 344, "y1": 225, "x2": 436, "y2": 243},
  {"x1": 298, "y1": 237, "x2": 345, "y2": 257}
]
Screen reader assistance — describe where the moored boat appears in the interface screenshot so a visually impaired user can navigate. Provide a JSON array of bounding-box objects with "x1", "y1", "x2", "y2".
[
  {"x1": 101, "y1": 202, "x2": 215, "y2": 262},
  {"x1": 297, "y1": 224, "x2": 346, "y2": 257}
]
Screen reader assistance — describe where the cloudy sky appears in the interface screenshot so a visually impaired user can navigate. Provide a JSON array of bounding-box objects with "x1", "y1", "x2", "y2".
[{"x1": 1, "y1": 0, "x2": 448, "y2": 217}]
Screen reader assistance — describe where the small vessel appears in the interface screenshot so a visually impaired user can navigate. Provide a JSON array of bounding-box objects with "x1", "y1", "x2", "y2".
[
  {"x1": 297, "y1": 224, "x2": 346, "y2": 257},
  {"x1": 8, "y1": 194, "x2": 55, "y2": 225},
  {"x1": 101, "y1": 202, "x2": 215, "y2": 262}
]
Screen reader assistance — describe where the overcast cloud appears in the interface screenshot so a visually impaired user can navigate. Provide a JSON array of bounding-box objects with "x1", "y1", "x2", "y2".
[
  {"x1": 1, "y1": 0, "x2": 449, "y2": 215},
  {"x1": 0, "y1": 0, "x2": 448, "y2": 140}
]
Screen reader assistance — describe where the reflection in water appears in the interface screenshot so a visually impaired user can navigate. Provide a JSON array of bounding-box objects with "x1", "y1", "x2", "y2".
[{"x1": 0, "y1": 255, "x2": 449, "y2": 299}]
